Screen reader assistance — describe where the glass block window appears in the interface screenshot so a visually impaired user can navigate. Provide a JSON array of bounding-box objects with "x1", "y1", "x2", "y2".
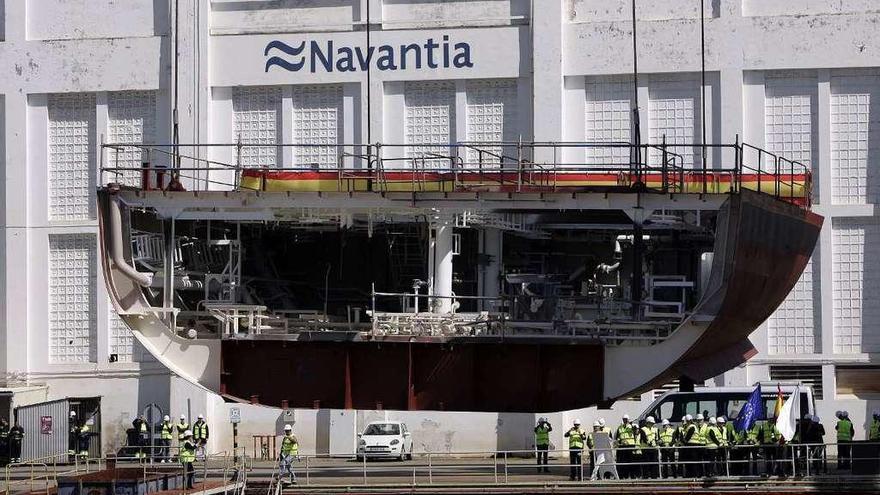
[
  {"x1": 833, "y1": 219, "x2": 880, "y2": 354},
  {"x1": 648, "y1": 77, "x2": 700, "y2": 168},
  {"x1": 831, "y1": 74, "x2": 880, "y2": 205},
  {"x1": 405, "y1": 81, "x2": 455, "y2": 168},
  {"x1": 767, "y1": 255, "x2": 818, "y2": 354},
  {"x1": 465, "y1": 79, "x2": 518, "y2": 167},
  {"x1": 109, "y1": 308, "x2": 139, "y2": 363},
  {"x1": 292, "y1": 85, "x2": 342, "y2": 169},
  {"x1": 49, "y1": 234, "x2": 97, "y2": 364},
  {"x1": 107, "y1": 91, "x2": 156, "y2": 187},
  {"x1": 49, "y1": 93, "x2": 96, "y2": 221},
  {"x1": 585, "y1": 76, "x2": 633, "y2": 167},
  {"x1": 233, "y1": 86, "x2": 280, "y2": 169},
  {"x1": 764, "y1": 74, "x2": 817, "y2": 167}
]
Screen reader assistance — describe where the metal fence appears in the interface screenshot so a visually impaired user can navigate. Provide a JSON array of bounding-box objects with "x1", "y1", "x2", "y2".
[{"x1": 100, "y1": 139, "x2": 812, "y2": 208}]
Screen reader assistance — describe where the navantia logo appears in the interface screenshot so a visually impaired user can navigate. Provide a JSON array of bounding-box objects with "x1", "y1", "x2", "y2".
[{"x1": 264, "y1": 35, "x2": 473, "y2": 73}]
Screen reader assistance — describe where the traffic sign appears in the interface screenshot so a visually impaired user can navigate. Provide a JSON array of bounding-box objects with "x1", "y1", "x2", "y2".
[{"x1": 229, "y1": 407, "x2": 241, "y2": 424}]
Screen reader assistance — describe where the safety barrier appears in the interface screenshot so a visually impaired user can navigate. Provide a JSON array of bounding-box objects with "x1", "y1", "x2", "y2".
[
  {"x1": 99, "y1": 139, "x2": 812, "y2": 208},
  {"x1": 2, "y1": 448, "x2": 247, "y2": 495}
]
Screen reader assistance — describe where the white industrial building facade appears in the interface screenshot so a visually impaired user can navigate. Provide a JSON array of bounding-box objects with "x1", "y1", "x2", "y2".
[{"x1": 1, "y1": 0, "x2": 879, "y2": 453}]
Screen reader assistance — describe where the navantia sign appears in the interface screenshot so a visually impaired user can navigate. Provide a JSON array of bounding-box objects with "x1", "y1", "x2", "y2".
[{"x1": 264, "y1": 34, "x2": 474, "y2": 73}]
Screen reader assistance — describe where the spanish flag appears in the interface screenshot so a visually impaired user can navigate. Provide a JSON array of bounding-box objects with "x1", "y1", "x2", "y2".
[{"x1": 773, "y1": 384, "x2": 784, "y2": 418}]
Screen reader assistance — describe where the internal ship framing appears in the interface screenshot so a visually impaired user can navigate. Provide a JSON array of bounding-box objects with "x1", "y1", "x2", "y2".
[{"x1": 98, "y1": 139, "x2": 821, "y2": 412}]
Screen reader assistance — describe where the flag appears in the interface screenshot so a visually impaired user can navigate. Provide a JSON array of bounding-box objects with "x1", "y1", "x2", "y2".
[
  {"x1": 734, "y1": 384, "x2": 763, "y2": 432},
  {"x1": 773, "y1": 384, "x2": 784, "y2": 419},
  {"x1": 776, "y1": 386, "x2": 801, "y2": 441}
]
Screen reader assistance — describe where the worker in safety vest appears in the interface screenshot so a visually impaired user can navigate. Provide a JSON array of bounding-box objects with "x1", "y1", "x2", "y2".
[
  {"x1": 586, "y1": 421, "x2": 601, "y2": 476},
  {"x1": 180, "y1": 430, "x2": 196, "y2": 489},
  {"x1": 132, "y1": 415, "x2": 148, "y2": 461},
  {"x1": 869, "y1": 411, "x2": 880, "y2": 442},
  {"x1": 658, "y1": 419, "x2": 676, "y2": 478},
  {"x1": 534, "y1": 417, "x2": 552, "y2": 473},
  {"x1": 758, "y1": 417, "x2": 780, "y2": 476},
  {"x1": 159, "y1": 415, "x2": 173, "y2": 462},
  {"x1": 681, "y1": 414, "x2": 704, "y2": 477},
  {"x1": 836, "y1": 411, "x2": 854, "y2": 470},
  {"x1": 176, "y1": 414, "x2": 190, "y2": 443},
  {"x1": 193, "y1": 414, "x2": 209, "y2": 459},
  {"x1": 8, "y1": 420, "x2": 24, "y2": 464},
  {"x1": 279, "y1": 424, "x2": 299, "y2": 484},
  {"x1": 639, "y1": 417, "x2": 659, "y2": 478},
  {"x1": 615, "y1": 415, "x2": 636, "y2": 479},
  {"x1": 598, "y1": 418, "x2": 611, "y2": 436},
  {"x1": 705, "y1": 417, "x2": 723, "y2": 477},
  {"x1": 564, "y1": 419, "x2": 586, "y2": 481}
]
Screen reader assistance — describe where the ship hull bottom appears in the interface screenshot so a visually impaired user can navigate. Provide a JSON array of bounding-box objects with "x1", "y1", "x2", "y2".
[{"x1": 220, "y1": 340, "x2": 604, "y2": 412}]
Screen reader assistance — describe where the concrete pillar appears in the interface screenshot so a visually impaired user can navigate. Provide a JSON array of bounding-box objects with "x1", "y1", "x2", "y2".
[
  {"x1": 479, "y1": 228, "x2": 502, "y2": 311},
  {"x1": 432, "y1": 222, "x2": 454, "y2": 313}
]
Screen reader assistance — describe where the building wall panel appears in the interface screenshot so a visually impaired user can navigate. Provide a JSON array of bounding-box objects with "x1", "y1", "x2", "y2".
[
  {"x1": 233, "y1": 87, "x2": 281, "y2": 169},
  {"x1": 27, "y1": 0, "x2": 156, "y2": 40},
  {"x1": 48, "y1": 234, "x2": 97, "y2": 364},
  {"x1": 584, "y1": 75, "x2": 632, "y2": 166},
  {"x1": 292, "y1": 85, "x2": 343, "y2": 169},
  {"x1": 743, "y1": 0, "x2": 880, "y2": 17},
  {"x1": 211, "y1": 1, "x2": 359, "y2": 34},
  {"x1": 832, "y1": 218, "x2": 880, "y2": 354},
  {"x1": 48, "y1": 93, "x2": 95, "y2": 221},
  {"x1": 831, "y1": 71, "x2": 880, "y2": 205},
  {"x1": 383, "y1": 0, "x2": 529, "y2": 28},
  {"x1": 768, "y1": 254, "x2": 819, "y2": 355},
  {"x1": 569, "y1": 0, "x2": 716, "y2": 22}
]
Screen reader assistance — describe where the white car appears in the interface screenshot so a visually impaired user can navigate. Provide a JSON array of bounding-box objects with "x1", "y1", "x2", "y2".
[{"x1": 356, "y1": 421, "x2": 413, "y2": 460}]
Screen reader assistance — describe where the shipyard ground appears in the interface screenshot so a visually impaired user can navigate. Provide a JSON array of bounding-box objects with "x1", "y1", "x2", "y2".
[{"x1": 5, "y1": 459, "x2": 878, "y2": 495}]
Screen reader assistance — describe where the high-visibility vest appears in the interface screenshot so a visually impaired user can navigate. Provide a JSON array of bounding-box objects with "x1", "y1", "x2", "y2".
[
  {"x1": 281, "y1": 435, "x2": 299, "y2": 456},
  {"x1": 9, "y1": 426, "x2": 23, "y2": 441},
  {"x1": 567, "y1": 428, "x2": 586, "y2": 449},
  {"x1": 706, "y1": 425, "x2": 721, "y2": 448},
  {"x1": 686, "y1": 424, "x2": 704, "y2": 446},
  {"x1": 616, "y1": 424, "x2": 636, "y2": 446},
  {"x1": 659, "y1": 427, "x2": 675, "y2": 446},
  {"x1": 535, "y1": 425, "x2": 551, "y2": 446},
  {"x1": 746, "y1": 424, "x2": 760, "y2": 445},
  {"x1": 869, "y1": 419, "x2": 880, "y2": 441},
  {"x1": 719, "y1": 425, "x2": 730, "y2": 446},
  {"x1": 180, "y1": 440, "x2": 196, "y2": 464},
  {"x1": 836, "y1": 419, "x2": 854, "y2": 441},
  {"x1": 640, "y1": 426, "x2": 657, "y2": 447},
  {"x1": 138, "y1": 421, "x2": 147, "y2": 433},
  {"x1": 696, "y1": 424, "x2": 709, "y2": 445},
  {"x1": 601, "y1": 426, "x2": 611, "y2": 436},
  {"x1": 176, "y1": 422, "x2": 190, "y2": 440},
  {"x1": 761, "y1": 421, "x2": 778, "y2": 445},
  {"x1": 587, "y1": 432, "x2": 596, "y2": 449},
  {"x1": 194, "y1": 421, "x2": 209, "y2": 440},
  {"x1": 161, "y1": 422, "x2": 173, "y2": 440}
]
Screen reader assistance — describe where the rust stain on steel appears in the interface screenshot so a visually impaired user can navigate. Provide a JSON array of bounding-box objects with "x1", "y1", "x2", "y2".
[{"x1": 221, "y1": 341, "x2": 604, "y2": 412}]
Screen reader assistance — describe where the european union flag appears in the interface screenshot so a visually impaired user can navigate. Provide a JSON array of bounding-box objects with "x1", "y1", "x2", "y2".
[{"x1": 734, "y1": 385, "x2": 764, "y2": 433}]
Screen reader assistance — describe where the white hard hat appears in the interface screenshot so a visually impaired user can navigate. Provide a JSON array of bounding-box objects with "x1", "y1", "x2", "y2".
[
  {"x1": 622, "y1": 414, "x2": 630, "y2": 421},
  {"x1": 163, "y1": 415, "x2": 170, "y2": 421},
  {"x1": 685, "y1": 414, "x2": 693, "y2": 421},
  {"x1": 681, "y1": 416, "x2": 687, "y2": 422},
  {"x1": 646, "y1": 416, "x2": 655, "y2": 424},
  {"x1": 598, "y1": 418, "x2": 606, "y2": 427},
  {"x1": 198, "y1": 414, "x2": 204, "y2": 420},
  {"x1": 718, "y1": 417, "x2": 726, "y2": 424},
  {"x1": 593, "y1": 421, "x2": 601, "y2": 427},
  {"x1": 662, "y1": 419, "x2": 670, "y2": 426},
  {"x1": 696, "y1": 414, "x2": 704, "y2": 421},
  {"x1": 573, "y1": 418, "x2": 581, "y2": 425},
  {"x1": 284, "y1": 424, "x2": 292, "y2": 431},
  {"x1": 709, "y1": 417, "x2": 717, "y2": 424},
  {"x1": 184, "y1": 430, "x2": 193, "y2": 437},
  {"x1": 538, "y1": 417, "x2": 546, "y2": 423},
  {"x1": 180, "y1": 414, "x2": 186, "y2": 420},
  {"x1": 70, "y1": 411, "x2": 76, "y2": 417}
]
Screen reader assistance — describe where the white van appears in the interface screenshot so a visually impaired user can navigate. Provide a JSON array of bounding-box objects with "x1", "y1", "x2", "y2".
[{"x1": 637, "y1": 383, "x2": 816, "y2": 425}]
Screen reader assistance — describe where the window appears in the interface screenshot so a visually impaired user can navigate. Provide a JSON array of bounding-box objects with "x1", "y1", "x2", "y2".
[
  {"x1": 405, "y1": 81, "x2": 455, "y2": 167},
  {"x1": 764, "y1": 73, "x2": 817, "y2": 179},
  {"x1": 832, "y1": 219, "x2": 880, "y2": 354},
  {"x1": 363, "y1": 423, "x2": 400, "y2": 435},
  {"x1": 648, "y1": 76, "x2": 701, "y2": 168},
  {"x1": 233, "y1": 87, "x2": 280, "y2": 168},
  {"x1": 769, "y1": 365, "x2": 824, "y2": 400},
  {"x1": 292, "y1": 85, "x2": 342, "y2": 169},
  {"x1": 465, "y1": 79, "x2": 518, "y2": 167},
  {"x1": 831, "y1": 73, "x2": 880, "y2": 205},
  {"x1": 49, "y1": 93, "x2": 96, "y2": 221},
  {"x1": 107, "y1": 91, "x2": 156, "y2": 187},
  {"x1": 585, "y1": 76, "x2": 633, "y2": 167},
  {"x1": 767, "y1": 254, "x2": 818, "y2": 354},
  {"x1": 49, "y1": 234, "x2": 97, "y2": 363}
]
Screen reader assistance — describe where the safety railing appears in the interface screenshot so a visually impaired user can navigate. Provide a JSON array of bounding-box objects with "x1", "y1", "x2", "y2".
[
  {"x1": 2, "y1": 448, "x2": 247, "y2": 495},
  {"x1": 253, "y1": 442, "x2": 879, "y2": 488},
  {"x1": 100, "y1": 138, "x2": 812, "y2": 208}
]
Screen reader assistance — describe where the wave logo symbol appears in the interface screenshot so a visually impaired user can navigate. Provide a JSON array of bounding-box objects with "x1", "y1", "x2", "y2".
[{"x1": 264, "y1": 40, "x2": 306, "y2": 72}]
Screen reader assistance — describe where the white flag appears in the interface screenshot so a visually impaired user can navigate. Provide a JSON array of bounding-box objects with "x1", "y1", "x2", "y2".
[{"x1": 776, "y1": 386, "x2": 800, "y2": 441}]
